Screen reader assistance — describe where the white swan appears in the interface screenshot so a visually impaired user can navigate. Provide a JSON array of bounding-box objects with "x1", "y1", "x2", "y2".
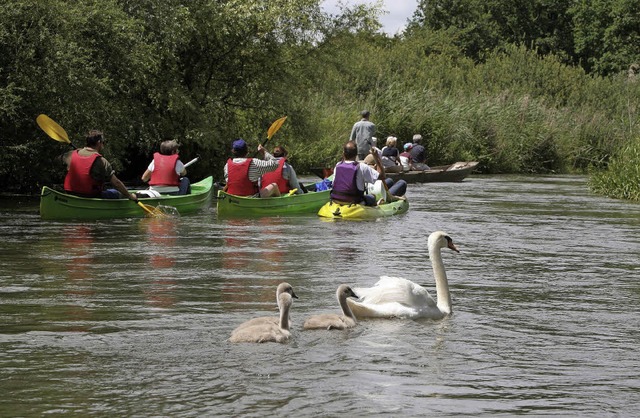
[
  {"x1": 229, "y1": 292, "x2": 294, "y2": 343},
  {"x1": 303, "y1": 284, "x2": 359, "y2": 330},
  {"x1": 346, "y1": 231, "x2": 459, "y2": 319},
  {"x1": 230, "y1": 282, "x2": 298, "y2": 333}
]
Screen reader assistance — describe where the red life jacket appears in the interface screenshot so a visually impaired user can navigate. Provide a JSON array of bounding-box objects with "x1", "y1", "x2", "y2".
[
  {"x1": 149, "y1": 153, "x2": 180, "y2": 186},
  {"x1": 63, "y1": 150, "x2": 103, "y2": 197},
  {"x1": 261, "y1": 158, "x2": 290, "y2": 193},
  {"x1": 226, "y1": 158, "x2": 258, "y2": 196}
]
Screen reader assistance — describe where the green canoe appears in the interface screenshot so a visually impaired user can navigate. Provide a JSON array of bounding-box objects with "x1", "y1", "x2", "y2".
[
  {"x1": 317, "y1": 198, "x2": 409, "y2": 220},
  {"x1": 217, "y1": 188, "x2": 331, "y2": 218},
  {"x1": 40, "y1": 176, "x2": 213, "y2": 220}
]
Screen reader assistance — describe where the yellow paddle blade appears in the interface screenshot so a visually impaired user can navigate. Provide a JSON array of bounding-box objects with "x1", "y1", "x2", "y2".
[
  {"x1": 36, "y1": 114, "x2": 71, "y2": 144},
  {"x1": 138, "y1": 201, "x2": 156, "y2": 215},
  {"x1": 267, "y1": 116, "x2": 287, "y2": 139},
  {"x1": 138, "y1": 201, "x2": 179, "y2": 218}
]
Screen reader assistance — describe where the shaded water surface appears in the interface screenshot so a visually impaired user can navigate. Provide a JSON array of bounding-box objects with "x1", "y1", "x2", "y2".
[{"x1": 1, "y1": 175, "x2": 639, "y2": 416}]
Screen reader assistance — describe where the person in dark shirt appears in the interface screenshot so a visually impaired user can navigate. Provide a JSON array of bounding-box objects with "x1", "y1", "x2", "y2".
[{"x1": 409, "y1": 134, "x2": 430, "y2": 170}]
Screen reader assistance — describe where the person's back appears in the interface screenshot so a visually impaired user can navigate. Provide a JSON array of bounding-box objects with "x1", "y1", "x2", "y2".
[
  {"x1": 224, "y1": 139, "x2": 280, "y2": 197},
  {"x1": 331, "y1": 140, "x2": 391, "y2": 206},
  {"x1": 226, "y1": 140, "x2": 259, "y2": 196},
  {"x1": 380, "y1": 136, "x2": 403, "y2": 173},
  {"x1": 64, "y1": 130, "x2": 138, "y2": 201},
  {"x1": 331, "y1": 160, "x2": 362, "y2": 203},
  {"x1": 64, "y1": 148, "x2": 104, "y2": 197},
  {"x1": 260, "y1": 146, "x2": 303, "y2": 194},
  {"x1": 410, "y1": 134, "x2": 426, "y2": 163},
  {"x1": 410, "y1": 144, "x2": 425, "y2": 163},
  {"x1": 142, "y1": 139, "x2": 190, "y2": 195},
  {"x1": 410, "y1": 134, "x2": 430, "y2": 170},
  {"x1": 400, "y1": 143, "x2": 414, "y2": 171},
  {"x1": 350, "y1": 110, "x2": 376, "y2": 160}
]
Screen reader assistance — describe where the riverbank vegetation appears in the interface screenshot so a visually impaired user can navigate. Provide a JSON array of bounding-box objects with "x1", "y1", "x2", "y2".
[{"x1": 1, "y1": 0, "x2": 639, "y2": 199}]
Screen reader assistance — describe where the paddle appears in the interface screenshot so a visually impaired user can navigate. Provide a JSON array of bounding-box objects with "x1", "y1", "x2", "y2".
[
  {"x1": 36, "y1": 114, "x2": 167, "y2": 217},
  {"x1": 184, "y1": 157, "x2": 198, "y2": 168},
  {"x1": 36, "y1": 114, "x2": 76, "y2": 149},
  {"x1": 370, "y1": 148, "x2": 394, "y2": 204},
  {"x1": 138, "y1": 202, "x2": 178, "y2": 218},
  {"x1": 138, "y1": 201, "x2": 156, "y2": 215},
  {"x1": 251, "y1": 115, "x2": 287, "y2": 155},
  {"x1": 222, "y1": 116, "x2": 288, "y2": 189},
  {"x1": 263, "y1": 116, "x2": 287, "y2": 148}
]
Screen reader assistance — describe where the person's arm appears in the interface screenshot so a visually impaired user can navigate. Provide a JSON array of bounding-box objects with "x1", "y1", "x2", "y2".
[
  {"x1": 248, "y1": 158, "x2": 279, "y2": 181},
  {"x1": 141, "y1": 161, "x2": 153, "y2": 182},
  {"x1": 367, "y1": 149, "x2": 396, "y2": 202},
  {"x1": 286, "y1": 165, "x2": 303, "y2": 194},
  {"x1": 62, "y1": 150, "x2": 73, "y2": 169},
  {"x1": 176, "y1": 160, "x2": 187, "y2": 176},
  {"x1": 110, "y1": 173, "x2": 138, "y2": 201},
  {"x1": 370, "y1": 148, "x2": 385, "y2": 180},
  {"x1": 257, "y1": 144, "x2": 275, "y2": 161}
]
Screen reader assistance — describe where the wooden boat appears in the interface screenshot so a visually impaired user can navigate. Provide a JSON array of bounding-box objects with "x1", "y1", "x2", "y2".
[
  {"x1": 385, "y1": 161, "x2": 479, "y2": 183},
  {"x1": 40, "y1": 176, "x2": 213, "y2": 220},
  {"x1": 317, "y1": 198, "x2": 409, "y2": 220},
  {"x1": 217, "y1": 188, "x2": 331, "y2": 218}
]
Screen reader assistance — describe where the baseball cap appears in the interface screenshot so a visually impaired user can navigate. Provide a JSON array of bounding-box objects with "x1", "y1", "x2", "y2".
[{"x1": 232, "y1": 139, "x2": 247, "y2": 151}]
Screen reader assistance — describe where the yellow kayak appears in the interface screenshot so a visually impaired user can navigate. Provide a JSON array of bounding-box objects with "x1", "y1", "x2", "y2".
[{"x1": 317, "y1": 198, "x2": 409, "y2": 220}]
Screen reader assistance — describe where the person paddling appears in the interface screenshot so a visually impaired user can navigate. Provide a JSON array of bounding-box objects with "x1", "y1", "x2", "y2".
[
  {"x1": 330, "y1": 141, "x2": 406, "y2": 206},
  {"x1": 141, "y1": 140, "x2": 191, "y2": 195},
  {"x1": 260, "y1": 146, "x2": 304, "y2": 195},
  {"x1": 63, "y1": 130, "x2": 137, "y2": 201},
  {"x1": 223, "y1": 139, "x2": 280, "y2": 197}
]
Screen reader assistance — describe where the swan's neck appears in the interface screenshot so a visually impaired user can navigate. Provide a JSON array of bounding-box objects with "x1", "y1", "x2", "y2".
[
  {"x1": 279, "y1": 302, "x2": 291, "y2": 331},
  {"x1": 430, "y1": 246, "x2": 452, "y2": 314},
  {"x1": 339, "y1": 294, "x2": 357, "y2": 322}
]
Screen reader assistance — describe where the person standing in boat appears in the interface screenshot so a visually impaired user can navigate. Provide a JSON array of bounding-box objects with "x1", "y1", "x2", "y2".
[
  {"x1": 224, "y1": 139, "x2": 281, "y2": 197},
  {"x1": 330, "y1": 141, "x2": 407, "y2": 206},
  {"x1": 63, "y1": 130, "x2": 138, "y2": 201},
  {"x1": 350, "y1": 110, "x2": 376, "y2": 161},
  {"x1": 141, "y1": 140, "x2": 191, "y2": 195},
  {"x1": 409, "y1": 134, "x2": 430, "y2": 171},
  {"x1": 260, "y1": 145, "x2": 304, "y2": 195}
]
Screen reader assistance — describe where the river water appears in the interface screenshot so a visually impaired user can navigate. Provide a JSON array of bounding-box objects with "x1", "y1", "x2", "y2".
[{"x1": 1, "y1": 175, "x2": 639, "y2": 416}]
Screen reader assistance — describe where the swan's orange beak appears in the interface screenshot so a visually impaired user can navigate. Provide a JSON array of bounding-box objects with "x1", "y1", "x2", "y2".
[{"x1": 448, "y1": 242, "x2": 460, "y2": 253}]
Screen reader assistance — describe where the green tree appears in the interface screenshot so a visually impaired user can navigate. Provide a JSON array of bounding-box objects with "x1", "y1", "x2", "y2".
[
  {"x1": 572, "y1": 0, "x2": 640, "y2": 76},
  {"x1": 0, "y1": 0, "x2": 326, "y2": 192}
]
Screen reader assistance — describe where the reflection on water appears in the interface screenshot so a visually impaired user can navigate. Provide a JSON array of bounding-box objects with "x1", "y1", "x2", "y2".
[
  {"x1": 221, "y1": 218, "x2": 290, "y2": 307},
  {"x1": 1, "y1": 175, "x2": 640, "y2": 416},
  {"x1": 141, "y1": 218, "x2": 178, "y2": 309},
  {"x1": 62, "y1": 225, "x2": 96, "y2": 330}
]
